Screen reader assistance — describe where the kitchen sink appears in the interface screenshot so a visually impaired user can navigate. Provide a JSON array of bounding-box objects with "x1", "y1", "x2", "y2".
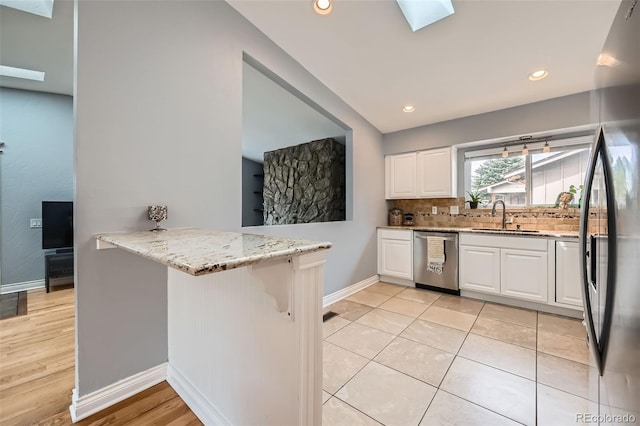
[{"x1": 471, "y1": 228, "x2": 540, "y2": 233}]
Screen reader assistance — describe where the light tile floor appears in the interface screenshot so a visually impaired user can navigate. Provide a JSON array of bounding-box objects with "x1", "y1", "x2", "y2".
[{"x1": 322, "y1": 282, "x2": 592, "y2": 426}]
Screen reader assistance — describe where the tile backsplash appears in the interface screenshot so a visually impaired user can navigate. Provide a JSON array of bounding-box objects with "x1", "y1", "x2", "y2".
[{"x1": 390, "y1": 197, "x2": 589, "y2": 232}]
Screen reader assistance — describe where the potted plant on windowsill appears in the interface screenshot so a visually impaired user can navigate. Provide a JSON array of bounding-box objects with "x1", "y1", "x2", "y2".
[
  {"x1": 466, "y1": 191, "x2": 484, "y2": 209},
  {"x1": 569, "y1": 184, "x2": 584, "y2": 208}
]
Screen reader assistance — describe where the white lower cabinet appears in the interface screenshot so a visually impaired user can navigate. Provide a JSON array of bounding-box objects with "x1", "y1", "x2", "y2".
[
  {"x1": 555, "y1": 241, "x2": 583, "y2": 307},
  {"x1": 377, "y1": 229, "x2": 413, "y2": 280},
  {"x1": 459, "y1": 245, "x2": 500, "y2": 294},
  {"x1": 501, "y1": 248, "x2": 548, "y2": 303},
  {"x1": 460, "y1": 233, "x2": 549, "y2": 304}
]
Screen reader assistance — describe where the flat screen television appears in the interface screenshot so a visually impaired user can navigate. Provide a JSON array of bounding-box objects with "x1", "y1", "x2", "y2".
[{"x1": 42, "y1": 201, "x2": 73, "y2": 250}]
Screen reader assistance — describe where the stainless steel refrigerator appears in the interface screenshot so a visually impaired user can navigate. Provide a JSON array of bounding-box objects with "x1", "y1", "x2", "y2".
[{"x1": 580, "y1": 0, "x2": 640, "y2": 423}]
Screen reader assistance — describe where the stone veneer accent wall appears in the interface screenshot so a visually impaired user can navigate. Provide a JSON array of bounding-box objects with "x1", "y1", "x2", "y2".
[
  {"x1": 390, "y1": 197, "x2": 599, "y2": 232},
  {"x1": 263, "y1": 138, "x2": 345, "y2": 225}
]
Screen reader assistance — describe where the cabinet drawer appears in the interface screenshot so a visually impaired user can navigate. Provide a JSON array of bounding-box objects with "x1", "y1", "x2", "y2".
[
  {"x1": 378, "y1": 229, "x2": 413, "y2": 241},
  {"x1": 460, "y1": 233, "x2": 547, "y2": 251}
]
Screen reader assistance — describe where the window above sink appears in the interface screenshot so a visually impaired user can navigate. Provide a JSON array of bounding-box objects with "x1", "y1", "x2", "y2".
[{"x1": 463, "y1": 135, "x2": 593, "y2": 208}]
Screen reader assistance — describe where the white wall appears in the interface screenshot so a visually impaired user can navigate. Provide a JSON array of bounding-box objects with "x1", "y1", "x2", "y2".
[{"x1": 75, "y1": 0, "x2": 385, "y2": 395}]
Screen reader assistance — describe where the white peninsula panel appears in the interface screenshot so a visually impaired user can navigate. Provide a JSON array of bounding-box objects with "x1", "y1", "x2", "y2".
[{"x1": 92, "y1": 229, "x2": 331, "y2": 425}]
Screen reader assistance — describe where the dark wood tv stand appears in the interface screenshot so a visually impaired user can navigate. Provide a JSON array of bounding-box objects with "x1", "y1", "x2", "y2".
[{"x1": 45, "y1": 251, "x2": 74, "y2": 293}]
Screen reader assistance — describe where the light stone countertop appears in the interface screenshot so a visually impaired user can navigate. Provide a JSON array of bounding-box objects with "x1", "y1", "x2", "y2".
[
  {"x1": 378, "y1": 225, "x2": 579, "y2": 239},
  {"x1": 95, "y1": 228, "x2": 332, "y2": 276}
]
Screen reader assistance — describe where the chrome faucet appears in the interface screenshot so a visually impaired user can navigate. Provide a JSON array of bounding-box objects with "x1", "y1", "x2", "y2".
[{"x1": 492, "y1": 200, "x2": 507, "y2": 230}]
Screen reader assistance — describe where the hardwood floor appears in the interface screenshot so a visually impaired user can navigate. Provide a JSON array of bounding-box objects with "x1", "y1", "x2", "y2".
[{"x1": 0, "y1": 287, "x2": 200, "y2": 425}]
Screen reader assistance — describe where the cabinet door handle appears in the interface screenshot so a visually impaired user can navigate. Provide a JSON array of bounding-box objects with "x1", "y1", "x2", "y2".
[{"x1": 415, "y1": 235, "x2": 456, "y2": 242}]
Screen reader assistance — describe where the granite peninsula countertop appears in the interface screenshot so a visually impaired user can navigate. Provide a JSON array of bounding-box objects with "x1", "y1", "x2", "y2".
[
  {"x1": 378, "y1": 225, "x2": 579, "y2": 239},
  {"x1": 95, "y1": 228, "x2": 332, "y2": 276}
]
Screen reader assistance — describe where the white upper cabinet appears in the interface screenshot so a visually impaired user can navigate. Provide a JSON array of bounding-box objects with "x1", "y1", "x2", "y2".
[
  {"x1": 385, "y1": 152, "x2": 417, "y2": 199},
  {"x1": 416, "y1": 148, "x2": 457, "y2": 198},
  {"x1": 385, "y1": 147, "x2": 457, "y2": 199}
]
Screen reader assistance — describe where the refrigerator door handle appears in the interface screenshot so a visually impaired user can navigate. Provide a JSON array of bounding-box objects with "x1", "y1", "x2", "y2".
[
  {"x1": 589, "y1": 235, "x2": 597, "y2": 287},
  {"x1": 579, "y1": 128, "x2": 604, "y2": 374},
  {"x1": 579, "y1": 127, "x2": 618, "y2": 376},
  {"x1": 598, "y1": 129, "x2": 617, "y2": 377}
]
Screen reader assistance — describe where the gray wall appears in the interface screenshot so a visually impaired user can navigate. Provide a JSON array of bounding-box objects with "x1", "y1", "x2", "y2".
[
  {"x1": 242, "y1": 60, "x2": 346, "y2": 163},
  {"x1": 383, "y1": 91, "x2": 593, "y2": 195},
  {"x1": 75, "y1": 0, "x2": 386, "y2": 396},
  {"x1": 383, "y1": 91, "x2": 591, "y2": 154},
  {"x1": 0, "y1": 88, "x2": 73, "y2": 286}
]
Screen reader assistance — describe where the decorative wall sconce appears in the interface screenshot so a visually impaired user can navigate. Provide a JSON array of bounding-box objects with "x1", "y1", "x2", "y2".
[{"x1": 148, "y1": 205, "x2": 168, "y2": 232}]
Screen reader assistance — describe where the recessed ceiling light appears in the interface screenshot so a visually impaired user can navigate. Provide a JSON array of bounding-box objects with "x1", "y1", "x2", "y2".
[
  {"x1": 313, "y1": 0, "x2": 332, "y2": 15},
  {"x1": 528, "y1": 69, "x2": 548, "y2": 81},
  {"x1": 0, "y1": 65, "x2": 45, "y2": 81},
  {"x1": 0, "y1": 0, "x2": 54, "y2": 19},
  {"x1": 402, "y1": 105, "x2": 415, "y2": 113}
]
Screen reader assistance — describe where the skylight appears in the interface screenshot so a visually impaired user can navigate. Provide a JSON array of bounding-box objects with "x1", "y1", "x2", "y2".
[
  {"x1": 0, "y1": 65, "x2": 46, "y2": 82},
  {"x1": 395, "y1": 0, "x2": 455, "y2": 32},
  {"x1": 0, "y1": 0, "x2": 54, "y2": 19}
]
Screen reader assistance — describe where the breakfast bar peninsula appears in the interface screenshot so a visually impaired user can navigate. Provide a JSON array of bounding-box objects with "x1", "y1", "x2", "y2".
[{"x1": 94, "y1": 228, "x2": 331, "y2": 425}]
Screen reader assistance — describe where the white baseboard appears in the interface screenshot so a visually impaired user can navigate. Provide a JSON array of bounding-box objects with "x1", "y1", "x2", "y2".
[
  {"x1": 69, "y1": 363, "x2": 168, "y2": 423},
  {"x1": 378, "y1": 276, "x2": 414, "y2": 287},
  {"x1": 323, "y1": 275, "x2": 379, "y2": 308},
  {"x1": 167, "y1": 364, "x2": 231, "y2": 426},
  {"x1": 0, "y1": 279, "x2": 45, "y2": 294}
]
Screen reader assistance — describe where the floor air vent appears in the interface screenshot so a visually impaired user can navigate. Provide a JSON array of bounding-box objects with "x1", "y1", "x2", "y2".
[{"x1": 322, "y1": 311, "x2": 338, "y2": 322}]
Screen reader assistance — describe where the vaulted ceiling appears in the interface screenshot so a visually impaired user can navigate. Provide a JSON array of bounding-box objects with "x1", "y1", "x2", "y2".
[
  {"x1": 228, "y1": 0, "x2": 619, "y2": 133},
  {"x1": 0, "y1": 0, "x2": 73, "y2": 95},
  {"x1": 0, "y1": 0, "x2": 621, "y2": 134}
]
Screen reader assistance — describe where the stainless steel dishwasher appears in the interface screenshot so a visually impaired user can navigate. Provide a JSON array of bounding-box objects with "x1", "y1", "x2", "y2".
[{"x1": 413, "y1": 231, "x2": 459, "y2": 295}]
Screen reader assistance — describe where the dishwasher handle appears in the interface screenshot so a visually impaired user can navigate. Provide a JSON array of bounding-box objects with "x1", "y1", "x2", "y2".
[{"x1": 415, "y1": 234, "x2": 457, "y2": 242}]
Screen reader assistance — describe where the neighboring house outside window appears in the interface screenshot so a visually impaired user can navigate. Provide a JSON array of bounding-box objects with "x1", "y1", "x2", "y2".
[{"x1": 464, "y1": 135, "x2": 593, "y2": 207}]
